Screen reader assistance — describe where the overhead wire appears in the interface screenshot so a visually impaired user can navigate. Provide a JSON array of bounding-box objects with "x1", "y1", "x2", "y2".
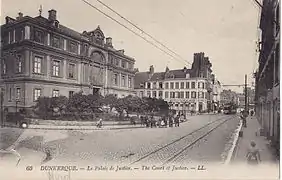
[
  {"x1": 94, "y1": 0, "x2": 191, "y2": 65},
  {"x1": 80, "y1": 0, "x2": 189, "y2": 66}
]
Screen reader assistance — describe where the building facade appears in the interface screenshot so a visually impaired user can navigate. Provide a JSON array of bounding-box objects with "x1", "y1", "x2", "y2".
[
  {"x1": 135, "y1": 52, "x2": 220, "y2": 116},
  {"x1": 220, "y1": 89, "x2": 239, "y2": 106},
  {"x1": 255, "y1": 0, "x2": 280, "y2": 155},
  {"x1": 0, "y1": 10, "x2": 135, "y2": 112}
]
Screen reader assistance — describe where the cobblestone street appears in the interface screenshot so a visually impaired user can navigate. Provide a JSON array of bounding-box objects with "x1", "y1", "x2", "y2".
[{"x1": 18, "y1": 114, "x2": 239, "y2": 166}]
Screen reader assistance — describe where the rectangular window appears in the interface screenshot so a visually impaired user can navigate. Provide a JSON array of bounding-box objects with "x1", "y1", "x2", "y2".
[
  {"x1": 52, "y1": 90, "x2": 59, "y2": 97},
  {"x1": 34, "y1": 89, "x2": 41, "y2": 101},
  {"x1": 202, "y1": 92, "x2": 205, "y2": 99},
  {"x1": 113, "y1": 74, "x2": 118, "y2": 85},
  {"x1": 191, "y1": 91, "x2": 196, "y2": 98},
  {"x1": 52, "y1": 36, "x2": 60, "y2": 48},
  {"x1": 2, "y1": 63, "x2": 6, "y2": 74},
  {"x1": 175, "y1": 82, "x2": 179, "y2": 89},
  {"x1": 69, "y1": 91, "x2": 74, "y2": 98},
  {"x1": 159, "y1": 91, "x2": 163, "y2": 98},
  {"x1": 68, "y1": 63, "x2": 75, "y2": 78},
  {"x1": 121, "y1": 75, "x2": 126, "y2": 87},
  {"x1": 140, "y1": 91, "x2": 144, "y2": 98},
  {"x1": 69, "y1": 42, "x2": 78, "y2": 53},
  {"x1": 165, "y1": 91, "x2": 169, "y2": 98},
  {"x1": 153, "y1": 91, "x2": 157, "y2": 98},
  {"x1": 33, "y1": 56, "x2": 42, "y2": 73},
  {"x1": 147, "y1": 91, "x2": 151, "y2": 97},
  {"x1": 147, "y1": 82, "x2": 151, "y2": 89},
  {"x1": 9, "y1": 88, "x2": 12, "y2": 101},
  {"x1": 180, "y1": 91, "x2": 184, "y2": 98},
  {"x1": 128, "y1": 77, "x2": 132, "y2": 88},
  {"x1": 159, "y1": 82, "x2": 163, "y2": 89},
  {"x1": 52, "y1": 60, "x2": 60, "y2": 76},
  {"x1": 16, "y1": 28, "x2": 24, "y2": 42},
  {"x1": 34, "y1": 30, "x2": 44, "y2": 43},
  {"x1": 10, "y1": 31, "x2": 14, "y2": 43},
  {"x1": 16, "y1": 88, "x2": 21, "y2": 100},
  {"x1": 121, "y1": 60, "x2": 126, "y2": 68},
  {"x1": 198, "y1": 82, "x2": 201, "y2": 88},
  {"x1": 185, "y1": 91, "x2": 190, "y2": 99},
  {"x1": 115, "y1": 59, "x2": 119, "y2": 66},
  {"x1": 181, "y1": 82, "x2": 184, "y2": 89},
  {"x1": 170, "y1": 82, "x2": 174, "y2": 89},
  {"x1": 165, "y1": 83, "x2": 169, "y2": 89},
  {"x1": 170, "y1": 92, "x2": 175, "y2": 98},
  {"x1": 177, "y1": 92, "x2": 180, "y2": 98},
  {"x1": 186, "y1": 82, "x2": 190, "y2": 89},
  {"x1": 191, "y1": 82, "x2": 195, "y2": 89},
  {"x1": 17, "y1": 61, "x2": 22, "y2": 73}
]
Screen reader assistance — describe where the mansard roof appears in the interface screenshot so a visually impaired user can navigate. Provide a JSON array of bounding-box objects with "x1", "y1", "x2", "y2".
[{"x1": 134, "y1": 67, "x2": 193, "y2": 89}]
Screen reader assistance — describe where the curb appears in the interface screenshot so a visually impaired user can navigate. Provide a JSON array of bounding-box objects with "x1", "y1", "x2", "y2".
[
  {"x1": 26, "y1": 119, "x2": 190, "y2": 131},
  {"x1": 27, "y1": 125, "x2": 146, "y2": 131},
  {"x1": 224, "y1": 119, "x2": 243, "y2": 165}
]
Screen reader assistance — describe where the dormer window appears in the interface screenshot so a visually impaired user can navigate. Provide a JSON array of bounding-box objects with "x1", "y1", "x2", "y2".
[
  {"x1": 54, "y1": 21, "x2": 59, "y2": 28},
  {"x1": 186, "y1": 73, "x2": 190, "y2": 78}
]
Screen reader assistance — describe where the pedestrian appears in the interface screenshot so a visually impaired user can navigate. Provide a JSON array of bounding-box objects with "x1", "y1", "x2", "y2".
[
  {"x1": 175, "y1": 115, "x2": 180, "y2": 127},
  {"x1": 169, "y1": 116, "x2": 173, "y2": 127},
  {"x1": 145, "y1": 116, "x2": 149, "y2": 127},
  {"x1": 150, "y1": 115, "x2": 154, "y2": 128},
  {"x1": 246, "y1": 141, "x2": 261, "y2": 165},
  {"x1": 96, "y1": 118, "x2": 103, "y2": 128}
]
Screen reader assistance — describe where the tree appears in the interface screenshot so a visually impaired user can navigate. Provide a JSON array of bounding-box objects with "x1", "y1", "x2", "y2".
[
  {"x1": 51, "y1": 96, "x2": 68, "y2": 114},
  {"x1": 114, "y1": 98, "x2": 127, "y2": 118},
  {"x1": 34, "y1": 97, "x2": 52, "y2": 119},
  {"x1": 103, "y1": 94, "x2": 118, "y2": 112}
]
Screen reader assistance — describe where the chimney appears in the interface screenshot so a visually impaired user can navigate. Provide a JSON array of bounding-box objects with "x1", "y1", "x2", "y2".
[
  {"x1": 149, "y1": 65, "x2": 154, "y2": 74},
  {"x1": 165, "y1": 66, "x2": 169, "y2": 72},
  {"x1": 106, "y1": 37, "x2": 113, "y2": 47},
  {"x1": 48, "y1": 9, "x2": 57, "y2": 21},
  {"x1": 118, "y1": 49, "x2": 124, "y2": 54},
  {"x1": 16, "y1": 12, "x2": 23, "y2": 20}
]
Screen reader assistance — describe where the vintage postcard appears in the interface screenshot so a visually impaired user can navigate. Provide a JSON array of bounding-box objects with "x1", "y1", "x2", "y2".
[{"x1": 0, "y1": 0, "x2": 280, "y2": 179}]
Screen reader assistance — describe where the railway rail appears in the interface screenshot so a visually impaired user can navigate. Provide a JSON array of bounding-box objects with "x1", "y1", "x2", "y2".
[{"x1": 129, "y1": 115, "x2": 238, "y2": 165}]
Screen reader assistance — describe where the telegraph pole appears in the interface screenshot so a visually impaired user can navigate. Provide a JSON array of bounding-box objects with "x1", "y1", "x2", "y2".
[
  {"x1": 0, "y1": 90, "x2": 4, "y2": 128},
  {"x1": 245, "y1": 74, "x2": 248, "y2": 112}
]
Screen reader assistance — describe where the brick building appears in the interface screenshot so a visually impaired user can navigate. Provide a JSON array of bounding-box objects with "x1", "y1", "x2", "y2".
[{"x1": 0, "y1": 9, "x2": 135, "y2": 112}]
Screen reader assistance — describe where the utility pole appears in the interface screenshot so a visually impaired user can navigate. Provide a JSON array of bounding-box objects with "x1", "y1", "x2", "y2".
[
  {"x1": 0, "y1": 90, "x2": 4, "y2": 128},
  {"x1": 245, "y1": 74, "x2": 248, "y2": 112}
]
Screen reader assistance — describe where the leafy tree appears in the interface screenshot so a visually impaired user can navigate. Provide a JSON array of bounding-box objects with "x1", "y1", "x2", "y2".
[
  {"x1": 103, "y1": 94, "x2": 118, "y2": 112},
  {"x1": 50, "y1": 96, "x2": 68, "y2": 114},
  {"x1": 34, "y1": 97, "x2": 53, "y2": 119}
]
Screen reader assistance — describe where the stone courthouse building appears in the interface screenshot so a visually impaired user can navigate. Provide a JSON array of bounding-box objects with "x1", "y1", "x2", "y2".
[{"x1": 0, "y1": 9, "x2": 136, "y2": 111}]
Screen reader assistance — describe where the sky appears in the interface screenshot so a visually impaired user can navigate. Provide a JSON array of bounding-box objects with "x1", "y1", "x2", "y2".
[{"x1": 1, "y1": 0, "x2": 261, "y2": 93}]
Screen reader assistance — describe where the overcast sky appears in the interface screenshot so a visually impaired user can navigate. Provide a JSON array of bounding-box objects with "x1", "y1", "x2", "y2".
[{"x1": 1, "y1": 0, "x2": 261, "y2": 92}]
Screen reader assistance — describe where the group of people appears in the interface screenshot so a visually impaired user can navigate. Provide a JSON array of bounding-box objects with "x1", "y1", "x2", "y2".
[{"x1": 140, "y1": 115, "x2": 181, "y2": 128}]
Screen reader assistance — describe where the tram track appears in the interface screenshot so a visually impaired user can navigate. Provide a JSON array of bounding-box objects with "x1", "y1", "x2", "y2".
[{"x1": 129, "y1": 115, "x2": 237, "y2": 165}]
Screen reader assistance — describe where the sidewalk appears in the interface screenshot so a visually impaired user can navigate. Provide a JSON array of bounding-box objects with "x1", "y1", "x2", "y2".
[{"x1": 231, "y1": 116, "x2": 278, "y2": 164}]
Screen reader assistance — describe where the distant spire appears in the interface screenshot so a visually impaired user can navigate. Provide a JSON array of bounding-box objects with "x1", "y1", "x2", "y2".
[{"x1": 39, "y1": 5, "x2": 42, "y2": 16}]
